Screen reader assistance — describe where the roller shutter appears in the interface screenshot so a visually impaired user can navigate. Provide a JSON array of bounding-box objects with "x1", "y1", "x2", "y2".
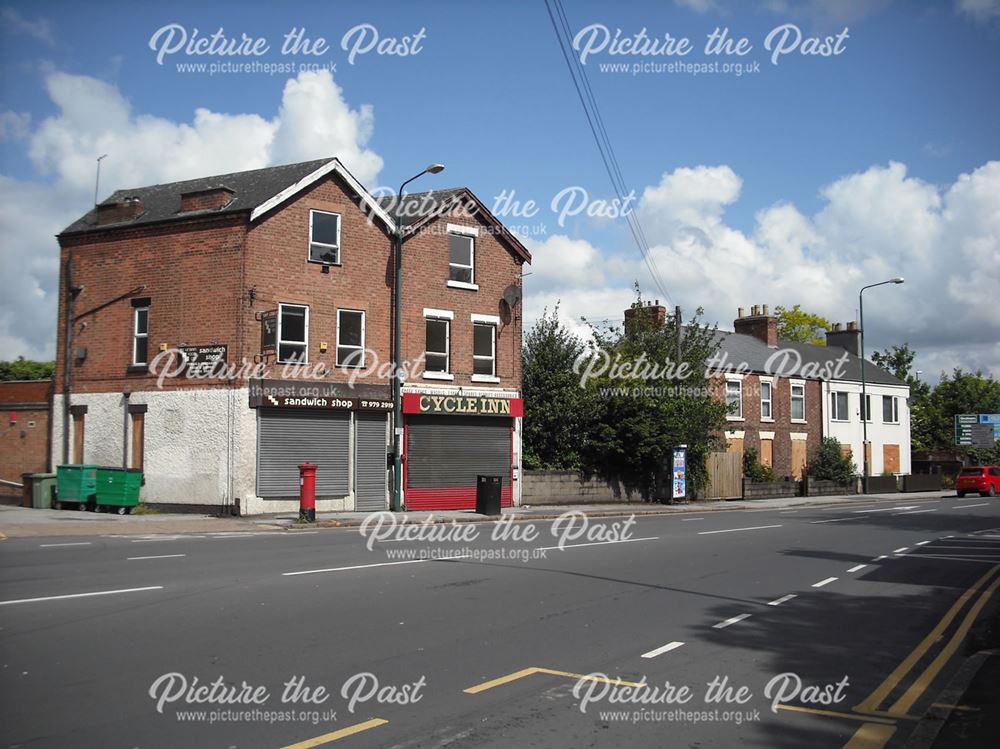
[
  {"x1": 407, "y1": 415, "x2": 510, "y2": 489},
  {"x1": 355, "y1": 412, "x2": 388, "y2": 512},
  {"x1": 257, "y1": 408, "x2": 349, "y2": 497}
]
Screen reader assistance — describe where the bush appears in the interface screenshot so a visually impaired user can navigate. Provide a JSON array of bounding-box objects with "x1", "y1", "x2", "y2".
[
  {"x1": 743, "y1": 447, "x2": 776, "y2": 483},
  {"x1": 807, "y1": 437, "x2": 856, "y2": 485}
]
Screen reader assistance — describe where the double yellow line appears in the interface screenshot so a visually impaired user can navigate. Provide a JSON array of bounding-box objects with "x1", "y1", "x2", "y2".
[{"x1": 844, "y1": 563, "x2": 1000, "y2": 748}]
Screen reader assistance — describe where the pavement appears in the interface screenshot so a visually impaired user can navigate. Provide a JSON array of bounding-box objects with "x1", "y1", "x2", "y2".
[{"x1": 2, "y1": 490, "x2": 999, "y2": 748}]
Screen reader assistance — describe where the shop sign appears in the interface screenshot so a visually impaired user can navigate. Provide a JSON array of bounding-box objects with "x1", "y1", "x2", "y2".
[
  {"x1": 403, "y1": 393, "x2": 523, "y2": 417},
  {"x1": 179, "y1": 345, "x2": 227, "y2": 378},
  {"x1": 250, "y1": 379, "x2": 391, "y2": 411}
]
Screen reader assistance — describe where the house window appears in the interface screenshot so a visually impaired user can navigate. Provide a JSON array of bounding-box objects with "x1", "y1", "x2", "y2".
[
  {"x1": 425, "y1": 317, "x2": 450, "y2": 374},
  {"x1": 760, "y1": 381, "x2": 772, "y2": 420},
  {"x1": 277, "y1": 304, "x2": 308, "y2": 363},
  {"x1": 133, "y1": 305, "x2": 149, "y2": 366},
  {"x1": 725, "y1": 380, "x2": 742, "y2": 419},
  {"x1": 831, "y1": 391, "x2": 849, "y2": 421},
  {"x1": 882, "y1": 395, "x2": 899, "y2": 423},
  {"x1": 336, "y1": 309, "x2": 365, "y2": 367},
  {"x1": 448, "y1": 232, "x2": 474, "y2": 285},
  {"x1": 473, "y1": 322, "x2": 496, "y2": 377},
  {"x1": 861, "y1": 394, "x2": 872, "y2": 422},
  {"x1": 790, "y1": 383, "x2": 805, "y2": 421},
  {"x1": 309, "y1": 209, "x2": 341, "y2": 264}
]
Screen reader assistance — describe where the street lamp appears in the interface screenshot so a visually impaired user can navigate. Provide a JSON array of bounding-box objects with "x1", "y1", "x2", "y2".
[
  {"x1": 392, "y1": 164, "x2": 444, "y2": 512},
  {"x1": 859, "y1": 276, "x2": 904, "y2": 493}
]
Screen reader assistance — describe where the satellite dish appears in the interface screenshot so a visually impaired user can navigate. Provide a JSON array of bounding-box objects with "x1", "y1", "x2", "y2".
[{"x1": 502, "y1": 284, "x2": 522, "y2": 308}]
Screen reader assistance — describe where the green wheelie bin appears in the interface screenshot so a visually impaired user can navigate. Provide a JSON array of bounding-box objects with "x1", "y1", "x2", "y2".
[
  {"x1": 55, "y1": 465, "x2": 98, "y2": 510},
  {"x1": 95, "y1": 467, "x2": 143, "y2": 514}
]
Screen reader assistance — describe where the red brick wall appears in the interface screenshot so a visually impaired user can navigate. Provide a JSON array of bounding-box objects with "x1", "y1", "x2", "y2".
[{"x1": 0, "y1": 381, "x2": 51, "y2": 496}]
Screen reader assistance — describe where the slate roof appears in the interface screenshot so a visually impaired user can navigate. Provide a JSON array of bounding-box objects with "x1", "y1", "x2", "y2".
[
  {"x1": 710, "y1": 329, "x2": 906, "y2": 387},
  {"x1": 60, "y1": 158, "x2": 336, "y2": 235}
]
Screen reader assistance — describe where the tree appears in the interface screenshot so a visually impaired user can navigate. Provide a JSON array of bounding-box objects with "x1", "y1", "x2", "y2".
[
  {"x1": 808, "y1": 437, "x2": 856, "y2": 484},
  {"x1": 774, "y1": 305, "x2": 831, "y2": 346},
  {"x1": 923, "y1": 368, "x2": 1000, "y2": 451},
  {"x1": 870, "y1": 343, "x2": 932, "y2": 450},
  {"x1": 0, "y1": 357, "x2": 55, "y2": 381},
  {"x1": 521, "y1": 305, "x2": 591, "y2": 470},
  {"x1": 577, "y1": 289, "x2": 728, "y2": 500}
]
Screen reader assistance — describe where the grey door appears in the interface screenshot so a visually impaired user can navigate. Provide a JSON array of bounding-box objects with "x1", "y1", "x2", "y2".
[
  {"x1": 355, "y1": 412, "x2": 388, "y2": 511},
  {"x1": 257, "y1": 409, "x2": 350, "y2": 498}
]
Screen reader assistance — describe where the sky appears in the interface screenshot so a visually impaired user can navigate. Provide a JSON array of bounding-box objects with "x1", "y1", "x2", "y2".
[{"x1": 1, "y1": 0, "x2": 998, "y2": 381}]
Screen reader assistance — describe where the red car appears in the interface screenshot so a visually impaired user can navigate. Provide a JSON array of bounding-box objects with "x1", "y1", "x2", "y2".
[{"x1": 957, "y1": 466, "x2": 1000, "y2": 497}]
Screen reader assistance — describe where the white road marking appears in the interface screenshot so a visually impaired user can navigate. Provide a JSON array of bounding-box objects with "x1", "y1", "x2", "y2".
[
  {"x1": 916, "y1": 541, "x2": 932, "y2": 546},
  {"x1": 896, "y1": 509, "x2": 937, "y2": 515},
  {"x1": 901, "y1": 554, "x2": 1000, "y2": 564},
  {"x1": 698, "y1": 525, "x2": 782, "y2": 535},
  {"x1": 812, "y1": 577, "x2": 838, "y2": 588},
  {"x1": 955, "y1": 503, "x2": 989, "y2": 509},
  {"x1": 713, "y1": 614, "x2": 751, "y2": 629},
  {"x1": 641, "y1": 641, "x2": 685, "y2": 658},
  {"x1": 854, "y1": 506, "x2": 918, "y2": 514},
  {"x1": 847, "y1": 564, "x2": 868, "y2": 572},
  {"x1": 680, "y1": 517, "x2": 705, "y2": 522},
  {"x1": 767, "y1": 594, "x2": 797, "y2": 606},
  {"x1": 284, "y1": 559, "x2": 428, "y2": 576},
  {"x1": 39, "y1": 542, "x2": 92, "y2": 548},
  {"x1": 535, "y1": 536, "x2": 659, "y2": 551},
  {"x1": 873, "y1": 555, "x2": 888, "y2": 561},
  {"x1": 810, "y1": 516, "x2": 862, "y2": 524},
  {"x1": 0, "y1": 586, "x2": 163, "y2": 606},
  {"x1": 127, "y1": 554, "x2": 186, "y2": 561},
  {"x1": 894, "y1": 547, "x2": 909, "y2": 553}
]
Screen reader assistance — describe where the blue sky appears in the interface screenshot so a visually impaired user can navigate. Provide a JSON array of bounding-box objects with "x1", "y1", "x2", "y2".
[{"x1": 1, "y1": 0, "x2": 998, "y2": 377}]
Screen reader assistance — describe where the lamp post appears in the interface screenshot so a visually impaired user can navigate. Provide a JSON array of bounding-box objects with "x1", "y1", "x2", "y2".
[
  {"x1": 859, "y1": 276, "x2": 904, "y2": 493},
  {"x1": 392, "y1": 164, "x2": 444, "y2": 512}
]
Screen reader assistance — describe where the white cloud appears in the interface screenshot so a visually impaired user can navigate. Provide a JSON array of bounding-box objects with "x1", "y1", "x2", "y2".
[
  {"x1": 0, "y1": 7, "x2": 54, "y2": 45},
  {"x1": 955, "y1": 0, "x2": 1000, "y2": 22},
  {"x1": 0, "y1": 69, "x2": 383, "y2": 360},
  {"x1": 0, "y1": 111, "x2": 31, "y2": 141}
]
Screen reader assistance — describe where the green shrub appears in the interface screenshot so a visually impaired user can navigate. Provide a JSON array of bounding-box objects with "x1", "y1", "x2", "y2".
[
  {"x1": 743, "y1": 447, "x2": 776, "y2": 483},
  {"x1": 807, "y1": 437, "x2": 856, "y2": 485}
]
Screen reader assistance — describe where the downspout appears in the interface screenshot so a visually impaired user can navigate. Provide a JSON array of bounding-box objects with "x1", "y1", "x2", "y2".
[{"x1": 61, "y1": 255, "x2": 74, "y2": 465}]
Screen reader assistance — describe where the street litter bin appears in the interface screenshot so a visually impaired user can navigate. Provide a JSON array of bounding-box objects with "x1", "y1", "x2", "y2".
[
  {"x1": 56, "y1": 464, "x2": 98, "y2": 510},
  {"x1": 95, "y1": 467, "x2": 143, "y2": 514},
  {"x1": 31, "y1": 473, "x2": 57, "y2": 509},
  {"x1": 476, "y1": 475, "x2": 502, "y2": 516}
]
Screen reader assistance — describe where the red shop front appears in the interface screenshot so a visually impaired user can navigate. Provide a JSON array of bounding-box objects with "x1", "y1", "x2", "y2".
[{"x1": 402, "y1": 392, "x2": 523, "y2": 511}]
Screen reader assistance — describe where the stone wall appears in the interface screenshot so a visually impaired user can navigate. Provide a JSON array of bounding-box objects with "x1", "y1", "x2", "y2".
[{"x1": 521, "y1": 470, "x2": 643, "y2": 505}]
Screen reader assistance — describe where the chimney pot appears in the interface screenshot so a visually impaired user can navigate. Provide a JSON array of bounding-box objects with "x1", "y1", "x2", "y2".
[
  {"x1": 847, "y1": 321, "x2": 857, "y2": 331},
  {"x1": 737, "y1": 307, "x2": 744, "y2": 319},
  {"x1": 762, "y1": 304, "x2": 769, "y2": 316}
]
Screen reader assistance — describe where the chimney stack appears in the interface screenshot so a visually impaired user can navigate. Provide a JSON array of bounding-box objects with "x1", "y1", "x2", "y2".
[
  {"x1": 826, "y1": 321, "x2": 861, "y2": 356},
  {"x1": 624, "y1": 299, "x2": 667, "y2": 331},
  {"x1": 733, "y1": 304, "x2": 778, "y2": 348}
]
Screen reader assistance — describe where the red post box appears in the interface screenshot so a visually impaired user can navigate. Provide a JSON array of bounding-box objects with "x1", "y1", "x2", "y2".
[{"x1": 298, "y1": 463, "x2": 317, "y2": 522}]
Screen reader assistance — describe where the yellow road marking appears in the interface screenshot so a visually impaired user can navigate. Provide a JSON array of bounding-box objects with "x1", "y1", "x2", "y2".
[
  {"x1": 888, "y1": 571, "x2": 1000, "y2": 715},
  {"x1": 842, "y1": 722, "x2": 896, "y2": 749},
  {"x1": 279, "y1": 718, "x2": 388, "y2": 748},
  {"x1": 854, "y1": 564, "x2": 1000, "y2": 713},
  {"x1": 464, "y1": 666, "x2": 645, "y2": 695},
  {"x1": 775, "y1": 704, "x2": 896, "y2": 725}
]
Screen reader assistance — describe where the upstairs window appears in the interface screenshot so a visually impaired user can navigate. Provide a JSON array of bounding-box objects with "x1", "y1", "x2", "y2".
[
  {"x1": 760, "y1": 381, "x2": 773, "y2": 420},
  {"x1": 447, "y1": 225, "x2": 476, "y2": 288},
  {"x1": 425, "y1": 318, "x2": 450, "y2": 374},
  {"x1": 861, "y1": 394, "x2": 872, "y2": 422},
  {"x1": 336, "y1": 309, "x2": 365, "y2": 367},
  {"x1": 831, "y1": 391, "x2": 849, "y2": 421},
  {"x1": 790, "y1": 383, "x2": 806, "y2": 421},
  {"x1": 132, "y1": 304, "x2": 149, "y2": 366},
  {"x1": 278, "y1": 304, "x2": 308, "y2": 363},
  {"x1": 725, "y1": 379, "x2": 742, "y2": 419},
  {"x1": 882, "y1": 395, "x2": 899, "y2": 423},
  {"x1": 309, "y1": 209, "x2": 341, "y2": 265},
  {"x1": 473, "y1": 322, "x2": 496, "y2": 378}
]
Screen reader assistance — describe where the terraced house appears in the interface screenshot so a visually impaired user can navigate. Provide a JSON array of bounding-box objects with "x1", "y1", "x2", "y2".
[{"x1": 53, "y1": 158, "x2": 530, "y2": 515}]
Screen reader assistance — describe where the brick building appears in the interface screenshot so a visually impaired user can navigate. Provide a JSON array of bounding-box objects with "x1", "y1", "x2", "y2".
[
  {"x1": 54, "y1": 157, "x2": 530, "y2": 514},
  {"x1": 0, "y1": 380, "x2": 52, "y2": 502}
]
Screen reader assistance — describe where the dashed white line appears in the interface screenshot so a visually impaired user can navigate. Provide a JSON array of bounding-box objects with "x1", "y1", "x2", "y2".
[
  {"x1": 39, "y1": 542, "x2": 92, "y2": 548},
  {"x1": 847, "y1": 564, "x2": 868, "y2": 572},
  {"x1": 767, "y1": 594, "x2": 797, "y2": 606},
  {"x1": 915, "y1": 541, "x2": 931, "y2": 546},
  {"x1": 897, "y1": 509, "x2": 937, "y2": 515},
  {"x1": 810, "y1": 516, "x2": 862, "y2": 524},
  {"x1": 713, "y1": 614, "x2": 752, "y2": 629},
  {"x1": 0, "y1": 585, "x2": 163, "y2": 606},
  {"x1": 894, "y1": 547, "x2": 909, "y2": 553},
  {"x1": 285, "y1": 559, "x2": 428, "y2": 576},
  {"x1": 698, "y1": 525, "x2": 782, "y2": 535},
  {"x1": 127, "y1": 554, "x2": 186, "y2": 561},
  {"x1": 873, "y1": 555, "x2": 888, "y2": 561},
  {"x1": 641, "y1": 641, "x2": 685, "y2": 659},
  {"x1": 955, "y1": 503, "x2": 989, "y2": 509},
  {"x1": 812, "y1": 577, "x2": 838, "y2": 588},
  {"x1": 535, "y1": 537, "x2": 659, "y2": 552},
  {"x1": 680, "y1": 518, "x2": 705, "y2": 522}
]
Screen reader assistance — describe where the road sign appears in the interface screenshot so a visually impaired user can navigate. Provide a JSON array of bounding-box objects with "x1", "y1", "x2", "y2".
[
  {"x1": 980, "y1": 414, "x2": 1000, "y2": 440},
  {"x1": 956, "y1": 414, "x2": 1000, "y2": 447},
  {"x1": 955, "y1": 414, "x2": 977, "y2": 446}
]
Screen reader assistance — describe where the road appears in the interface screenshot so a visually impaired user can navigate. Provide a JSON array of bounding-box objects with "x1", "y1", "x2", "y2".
[{"x1": 2, "y1": 493, "x2": 999, "y2": 749}]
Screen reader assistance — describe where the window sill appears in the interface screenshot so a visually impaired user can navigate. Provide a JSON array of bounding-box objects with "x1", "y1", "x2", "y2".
[
  {"x1": 471, "y1": 375, "x2": 500, "y2": 383},
  {"x1": 791, "y1": 419, "x2": 808, "y2": 424},
  {"x1": 447, "y1": 280, "x2": 479, "y2": 291},
  {"x1": 760, "y1": 417, "x2": 775, "y2": 423},
  {"x1": 308, "y1": 259, "x2": 342, "y2": 267},
  {"x1": 423, "y1": 372, "x2": 454, "y2": 381},
  {"x1": 726, "y1": 415, "x2": 744, "y2": 422},
  {"x1": 126, "y1": 364, "x2": 149, "y2": 375}
]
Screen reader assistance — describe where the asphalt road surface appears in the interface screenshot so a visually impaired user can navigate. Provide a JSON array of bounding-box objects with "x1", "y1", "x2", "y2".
[{"x1": 2, "y1": 494, "x2": 999, "y2": 749}]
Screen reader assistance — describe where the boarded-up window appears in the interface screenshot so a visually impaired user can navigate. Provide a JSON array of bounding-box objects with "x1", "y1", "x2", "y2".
[
  {"x1": 760, "y1": 439, "x2": 773, "y2": 468},
  {"x1": 791, "y1": 439, "x2": 807, "y2": 480},
  {"x1": 883, "y1": 444, "x2": 900, "y2": 474}
]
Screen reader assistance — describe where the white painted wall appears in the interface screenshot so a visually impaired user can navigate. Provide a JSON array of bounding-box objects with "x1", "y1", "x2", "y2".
[{"x1": 821, "y1": 380, "x2": 912, "y2": 476}]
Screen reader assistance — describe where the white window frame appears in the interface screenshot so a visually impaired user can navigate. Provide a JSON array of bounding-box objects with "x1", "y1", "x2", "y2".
[
  {"x1": 725, "y1": 378, "x2": 743, "y2": 420},
  {"x1": 335, "y1": 309, "x2": 365, "y2": 368},
  {"x1": 277, "y1": 303, "x2": 309, "y2": 364},
  {"x1": 472, "y1": 318, "x2": 498, "y2": 382},
  {"x1": 308, "y1": 209, "x2": 341, "y2": 265},
  {"x1": 790, "y1": 381, "x2": 806, "y2": 423},
  {"x1": 760, "y1": 379, "x2": 773, "y2": 421},
  {"x1": 861, "y1": 393, "x2": 873, "y2": 422},
  {"x1": 882, "y1": 395, "x2": 899, "y2": 424},
  {"x1": 831, "y1": 391, "x2": 850, "y2": 421},
  {"x1": 447, "y1": 224, "x2": 478, "y2": 290},
  {"x1": 423, "y1": 311, "x2": 452, "y2": 381},
  {"x1": 132, "y1": 305, "x2": 149, "y2": 366}
]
